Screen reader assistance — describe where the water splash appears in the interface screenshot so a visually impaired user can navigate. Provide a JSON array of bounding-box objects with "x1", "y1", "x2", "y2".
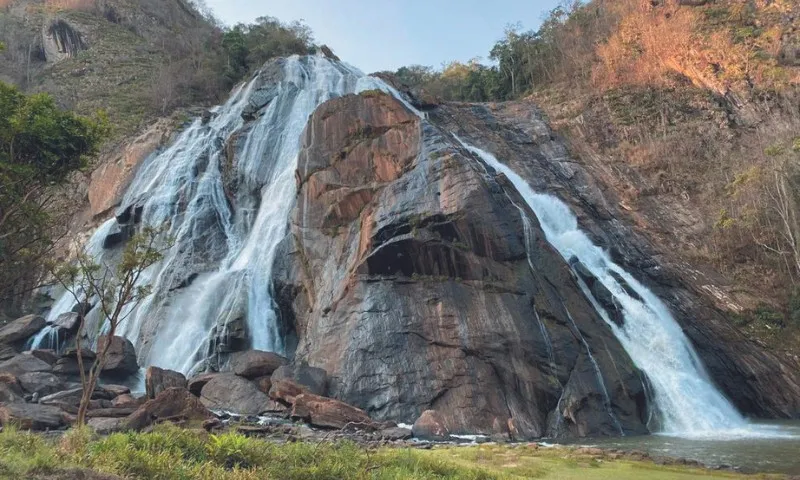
[
  {"x1": 40, "y1": 55, "x2": 408, "y2": 376},
  {"x1": 460, "y1": 140, "x2": 747, "y2": 437}
]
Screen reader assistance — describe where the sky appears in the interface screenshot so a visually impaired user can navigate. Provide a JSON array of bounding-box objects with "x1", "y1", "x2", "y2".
[{"x1": 204, "y1": 0, "x2": 562, "y2": 73}]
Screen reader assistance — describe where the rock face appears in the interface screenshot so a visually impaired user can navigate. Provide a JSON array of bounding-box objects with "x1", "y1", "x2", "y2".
[
  {"x1": 276, "y1": 90, "x2": 650, "y2": 438},
  {"x1": 97, "y1": 335, "x2": 139, "y2": 376},
  {"x1": 433, "y1": 101, "x2": 800, "y2": 421}
]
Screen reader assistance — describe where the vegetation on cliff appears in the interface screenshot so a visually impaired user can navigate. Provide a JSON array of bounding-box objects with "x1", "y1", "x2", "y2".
[
  {"x1": 0, "y1": 80, "x2": 107, "y2": 314},
  {"x1": 392, "y1": 0, "x2": 800, "y2": 351}
]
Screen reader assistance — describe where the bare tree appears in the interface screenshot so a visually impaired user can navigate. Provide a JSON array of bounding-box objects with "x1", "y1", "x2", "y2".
[{"x1": 51, "y1": 226, "x2": 165, "y2": 425}]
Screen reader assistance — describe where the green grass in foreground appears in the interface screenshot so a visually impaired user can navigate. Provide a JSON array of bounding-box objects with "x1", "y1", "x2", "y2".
[{"x1": 0, "y1": 424, "x2": 783, "y2": 480}]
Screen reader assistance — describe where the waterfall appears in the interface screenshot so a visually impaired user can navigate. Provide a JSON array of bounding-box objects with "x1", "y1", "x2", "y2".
[
  {"x1": 461, "y1": 141, "x2": 747, "y2": 437},
  {"x1": 40, "y1": 54, "x2": 399, "y2": 376}
]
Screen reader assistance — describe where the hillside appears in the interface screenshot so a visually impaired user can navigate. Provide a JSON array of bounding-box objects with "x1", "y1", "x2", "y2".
[{"x1": 390, "y1": 0, "x2": 800, "y2": 353}]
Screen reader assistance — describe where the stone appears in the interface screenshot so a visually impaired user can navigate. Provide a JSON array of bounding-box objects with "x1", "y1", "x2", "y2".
[
  {"x1": 97, "y1": 335, "x2": 139, "y2": 376},
  {"x1": 187, "y1": 372, "x2": 219, "y2": 396},
  {"x1": 88, "y1": 417, "x2": 126, "y2": 434},
  {"x1": 0, "y1": 403, "x2": 65, "y2": 430},
  {"x1": 291, "y1": 393, "x2": 376, "y2": 430},
  {"x1": 126, "y1": 387, "x2": 212, "y2": 431},
  {"x1": 268, "y1": 379, "x2": 309, "y2": 405},
  {"x1": 380, "y1": 426, "x2": 412, "y2": 441},
  {"x1": 52, "y1": 312, "x2": 81, "y2": 333},
  {"x1": 0, "y1": 374, "x2": 25, "y2": 403},
  {"x1": 112, "y1": 394, "x2": 142, "y2": 408},
  {"x1": 86, "y1": 407, "x2": 137, "y2": 418},
  {"x1": 0, "y1": 353, "x2": 53, "y2": 376},
  {"x1": 230, "y1": 350, "x2": 288, "y2": 379},
  {"x1": 39, "y1": 386, "x2": 115, "y2": 406},
  {"x1": 145, "y1": 366, "x2": 186, "y2": 399},
  {"x1": 0, "y1": 315, "x2": 45, "y2": 344},
  {"x1": 53, "y1": 357, "x2": 92, "y2": 376},
  {"x1": 18, "y1": 372, "x2": 65, "y2": 397},
  {"x1": 200, "y1": 374, "x2": 271, "y2": 415},
  {"x1": 102, "y1": 384, "x2": 131, "y2": 397},
  {"x1": 254, "y1": 376, "x2": 272, "y2": 394},
  {"x1": 412, "y1": 410, "x2": 450, "y2": 441},
  {"x1": 30, "y1": 349, "x2": 59, "y2": 365},
  {"x1": 270, "y1": 364, "x2": 327, "y2": 396},
  {"x1": 0, "y1": 343, "x2": 18, "y2": 361}
]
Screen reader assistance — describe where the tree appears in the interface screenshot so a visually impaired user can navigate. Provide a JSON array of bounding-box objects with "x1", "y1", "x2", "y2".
[
  {"x1": 0, "y1": 82, "x2": 108, "y2": 311},
  {"x1": 51, "y1": 226, "x2": 165, "y2": 425}
]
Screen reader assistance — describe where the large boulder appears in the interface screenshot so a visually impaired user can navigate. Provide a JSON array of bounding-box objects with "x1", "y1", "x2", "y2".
[
  {"x1": 52, "y1": 312, "x2": 81, "y2": 334},
  {"x1": 0, "y1": 403, "x2": 65, "y2": 430},
  {"x1": 53, "y1": 348, "x2": 95, "y2": 376},
  {"x1": 271, "y1": 364, "x2": 328, "y2": 396},
  {"x1": 30, "y1": 349, "x2": 59, "y2": 365},
  {"x1": 0, "y1": 373, "x2": 25, "y2": 403},
  {"x1": 0, "y1": 315, "x2": 45, "y2": 344},
  {"x1": 200, "y1": 374, "x2": 271, "y2": 415},
  {"x1": 291, "y1": 393, "x2": 376, "y2": 430},
  {"x1": 412, "y1": 410, "x2": 450, "y2": 441},
  {"x1": 0, "y1": 353, "x2": 53, "y2": 376},
  {"x1": 126, "y1": 387, "x2": 212, "y2": 431},
  {"x1": 88, "y1": 417, "x2": 126, "y2": 434},
  {"x1": 39, "y1": 386, "x2": 115, "y2": 407},
  {"x1": 18, "y1": 372, "x2": 65, "y2": 397},
  {"x1": 187, "y1": 372, "x2": 219, "y2": 396},
  {"x1": 230, "y1": 350, "x2": 287, "y2": 379},
  {"x1": 97, "y1": 335, "x2": 138, "y2": 376},
  {"x1": 145, "y1": 366, "x2": 186, "y2": 399},
  {"x1": 269, "y1": 379, "x2": 309, "y2": 405}
]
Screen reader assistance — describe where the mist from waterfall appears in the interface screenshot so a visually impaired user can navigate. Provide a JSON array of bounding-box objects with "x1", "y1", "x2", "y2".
[
  {"x1": 461, "y1": 141, "x2": 748, "y2": 438},
  {"x1": 40, "y1": 55, "x2": 399, "y2": 376}
]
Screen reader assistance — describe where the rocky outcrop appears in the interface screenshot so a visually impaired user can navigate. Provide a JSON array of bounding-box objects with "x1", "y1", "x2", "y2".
[
  {"x1": 291, "y1": 393, "x2": 376, "y2": 430},
  {"x1": 276, "y1": 90, "x2": 650, "y2": 438},
  {"x1": 145, "y1": 367, "x2": 186, "y2": 399},
  {"x1": 412, "y1": 410, "x2": 450, "y2": 441},
  {"x1": 433, "y1": 101, "x2": 800, "y2": 420}
]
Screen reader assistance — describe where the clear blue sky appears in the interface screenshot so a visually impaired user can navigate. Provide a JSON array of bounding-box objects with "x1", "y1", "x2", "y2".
[{"x1": 204, "y1": 0, "x2": 561, "y2": 73}]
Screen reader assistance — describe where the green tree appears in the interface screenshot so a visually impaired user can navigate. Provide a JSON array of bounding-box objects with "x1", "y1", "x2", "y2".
[{"x1": 0, "y1": 82, "x2": 108, "y2": 311}]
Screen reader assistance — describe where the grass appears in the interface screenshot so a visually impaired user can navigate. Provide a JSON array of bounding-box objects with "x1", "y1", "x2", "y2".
[{"x1": 0, "y1": 424, "x2": 784, "y2": 480}]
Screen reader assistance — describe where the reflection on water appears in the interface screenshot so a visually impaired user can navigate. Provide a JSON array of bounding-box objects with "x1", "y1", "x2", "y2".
[{"x1": 573, "y1": 421, "x2": 800, "y2": 474}]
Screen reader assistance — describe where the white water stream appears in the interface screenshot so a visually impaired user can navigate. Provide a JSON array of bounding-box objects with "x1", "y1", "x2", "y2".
[
  {"x1": 461, "y1": 142, "x2": 750, "y2": 438},
  {"x1": 35, "y1": 55, "x2": 402, "y2": 375}
]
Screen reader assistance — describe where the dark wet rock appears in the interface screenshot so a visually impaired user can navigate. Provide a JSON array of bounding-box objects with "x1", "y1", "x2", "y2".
[
  {"x1": 290, "y1": 392, "x2": 376, "y2": 430},
  {"x1": 0, "y1": 374, "x2": 25, "y2": 403},
  {"x1": 253, "y1": 376, "x2": 272, "y2": 394},
  {"x1": 145, "y1": 366, "x2": 186, "y2": 399},
  {"x1": 412, "y1": 410, "x2": 450, "y2": 441},
  {"x1": 97, "y1": 335, "x2": 138, "y2": 376},
  {"x1": 53, "y1": 312, "x2": 81, "y2": 334},
  {"x1": 0, "y1": 353, "x2": 53, "y2": 376},
  {"x1": 53, "y1": 357, "x2": 92, "y2": 376},
  {"x1": 0, "y1": 315, "x2": 45, "y2": 344},
  {"x1": 30, "y1": 349, "x2": 59, "y2": 365},
  {"x1": 18, "y1": 372, "x2": 64, "y2": 397},
  {"x1": 111, "y1": 394, "x2": 142, "y2": 408},
  {"x1": 0, "y1": 343, "x2": 18, "y2": 361},
  {"x1": 271, "y1": 364, "x2": 327, "y2": 396},
  {"x1": 39, "y1": 386, "x2": 115, "y2": 407},
  {"x1": 187, "y1": 372, "x2": 219, "y2": 396},
  {"x1": 230, "y1": 350, "x2": 288, "y2": 379},
  {"x1": 126, "y1": 387, "x2": 212, "y2": 431},
  {"x1": 86, "y1": 407, "x2": 138, "y2": 418},
  {"x1": 0, "y1": 403, "x2": 65, "y2": 430},
  {"x1": 200, "y1": 374, "x2": 271, "y2": 415}
]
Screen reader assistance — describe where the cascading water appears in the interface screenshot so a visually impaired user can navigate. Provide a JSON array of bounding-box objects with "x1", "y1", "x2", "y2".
[
  {"x1": 461, "y1": 141, "x2": 748, "y2": 437},
  {"x1": 41, "y1": 54, "x2": 404, "y2": 376}
]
